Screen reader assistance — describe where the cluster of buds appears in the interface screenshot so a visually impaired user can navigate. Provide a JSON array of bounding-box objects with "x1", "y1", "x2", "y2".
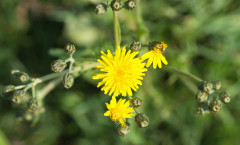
[
  {"x1": 3, "y1": 71, "x2": 39, "y2": 113},
  {"x1": 95, "y1": 0, "x2": 136, "y2": 15},
  {"x1": 117, "y1": 97, "x2": 149, "y2": 136},
  {"x1": 196, "y1": 81, "x2": 231, "y2": 116},
  {"x1": 51, "y1": 43, "x2": 76, "y2": 89}
]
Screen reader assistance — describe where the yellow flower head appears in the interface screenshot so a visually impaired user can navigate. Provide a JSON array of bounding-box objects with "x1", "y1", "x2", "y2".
[
  {"x1": 141, "y1": 42, "x2": 168, "y2": 69},
  {"x1": 93, "y1": 46, "x2": 147, "y2": 97},
  {"x1": 104, "y1": 96, "x2": 135, "y2": 127}
]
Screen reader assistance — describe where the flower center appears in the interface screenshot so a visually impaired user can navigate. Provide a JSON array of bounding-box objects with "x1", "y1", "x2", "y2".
[{"x1": 110, "y1": 108, "x2": 122, "y2": 122}]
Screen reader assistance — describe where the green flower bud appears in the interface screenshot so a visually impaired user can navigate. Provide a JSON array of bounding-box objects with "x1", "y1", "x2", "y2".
[
  {"x1": 11, "y1": 69, "x2": 20, "y2": 77},
  {"x1": 212, "y1": 81, "x2": 221, "y2": 90},
  {"x1": 111, "y1": 0, "x2": 122, "y2": 11},
  {"x1": 12, "y1": 90, "x2": 26, "y2": 104},
  {"x1": 197, "y1": 102, "x2": 210, "y2": 116},
  {"x1": 202, "y1": 81, "x2": 214, "y2": 94},
  {"x1": 117, "y1": 122, "x2": 130, "y2": 136},
  {"x1": 63, "y1": 72, "x2": 74, "y2": 89},
  {"x1": 27, "y1": 98, "x2": 39, "y2": 112},
  {"x1": 131, "y1": 97, "x2": 143, "y2": 108},
  {"x1": 219, "y1": 91, "x2": 231, "y2": 104},
  {"x1": 210, "y1": 98, "x2": 222, "y2": 113},
  {"x1": 51, "y1": 59, "x2": 67, "y2": 73},
  {"x1": 196, "y1": 91, "x2": 208, "y2": 102},
  {"x1": 135, "y1": 113, "x2": 149, "y2": 128},
  {"x1": 125, "y1": 0, "x2": 136, "y2": 10},
  {"x1": 95, "y1": 3, "x2": 108, "y2": 15},
  {"x1": 65, "y1": 43, "x2": 76, "y2": 55},
  {"x1": 130, "y1": 41, "x2": 141, "y2": 52},
  {"x1": 3, "y1": 85, "x2": 15, "y2": 96},
  {"x1": 19, "y1": 72, "x2": 29, "y2": 83}
]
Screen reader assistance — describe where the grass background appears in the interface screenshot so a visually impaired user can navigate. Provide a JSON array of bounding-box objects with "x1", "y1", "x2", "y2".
[{"x1": 0, "y1": 0, "x2": 240, "y2": 145}]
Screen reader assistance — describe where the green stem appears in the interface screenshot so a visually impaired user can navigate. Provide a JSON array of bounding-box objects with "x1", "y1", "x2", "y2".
[
  {"x1": 164, "y1": 66, "x2": 203, "y2": 82},
  {"x1": 113, "y1": 10, "x2": 120, "y2": 48}
]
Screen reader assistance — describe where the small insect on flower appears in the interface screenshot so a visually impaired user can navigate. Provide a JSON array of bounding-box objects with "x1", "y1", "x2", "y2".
[
  {"x1": 92, "y1": 46, "x2": 147, "y2": 97},
  {"x1": 104, "y1": 96, "x2": 135, "y2": 127},
  {"x1": 141, "y1": 41, "x2": 168, "y2": 69}
]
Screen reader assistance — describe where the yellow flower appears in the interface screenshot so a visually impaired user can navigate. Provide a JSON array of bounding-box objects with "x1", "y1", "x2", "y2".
[
  {"x1": 93, "y1": 46, "x2": 147, "y2": 97},
  {"x1": 141, "y1": 42, "x2": 168, "y2": 69},
  {"x1": 104, "y1": 96, "x2": 135, "y2": 127}
]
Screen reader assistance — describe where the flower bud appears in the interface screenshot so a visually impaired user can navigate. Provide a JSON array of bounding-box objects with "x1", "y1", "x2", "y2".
[
  {"x1": 110, "y1": 0, "x2": 122, "y2": 11},
  {"x1": 212, "y1": 81, "x2": 221, "y2": 90},
  {"x1": 64, "y1": 43, "x2": 76, "y2": 54},
  {"x1": 12, "y1": 90, "x2": 26, "y2": 104},
  {"x1": 63, "y1": 72, "x2": 74, "y2": 89},
  {"x1": 219, "y1": 92, "x2": 231, "y2": 104},
  {"x1": 202, "y1": 81, "x2": 214, "y2": 94},
  {"x1": 95, "y1": 3, "x2": 108, "y2": 15},
  {"x1": 130, "y1": 41, "x2": 141, "y2": 52},
  {"x1": 197, "y1": 102, "x2": 210, "y2": 116},
  {"x1": 117, "y1": 122, "x2": 130, "y2": 136},
  {"x1": 51, "y1": 59, "x2": 67, "y2": 73},
  {"x1": 19, "y1": 72, "x2": 29, "y2": 83},
  {"x1": 148, "y1": 41, "x2": 168, "y2": 52},
  {"x1": 196, "y1": 91, "x2": 208, "y2": 102},
  {"x1": 27, "y1": 98, "x2": 39, "y2": 112},
  {"x1": 130, "y1": 97, "x2": 143, "y2": 108},
  {"x1": 3, "y1": 85, "x2": 15, "y2": 96},
  {"x1": 124, "y1": 0, "x2": 136, "y2": 10},
  {"x1": 135, "y1": 113, "x2": 149, "y2": 128},
  {"x1": 210, "y1": 98, "x2": 222, "y2": 113},
  {"x1": 11, "y1": 69, "x2": 20, "y2": 77}
]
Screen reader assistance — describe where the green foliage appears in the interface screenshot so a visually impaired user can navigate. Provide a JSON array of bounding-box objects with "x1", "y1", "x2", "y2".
[{"x1": 0, "y1": 0, "x2": 240, "y2": 145}]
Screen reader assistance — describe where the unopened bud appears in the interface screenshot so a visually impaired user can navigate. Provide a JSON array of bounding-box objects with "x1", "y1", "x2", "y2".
[
  {"x1": 12, "y1": 90, "x2": 25, "y2": 104},
  {"x1": 220, "y1": 92, "x2": 231, "y2": 104},
  {"x1": 19, "y1": 72, "x2": 29, "y2": 83},
  {"x1": 95, "y1": 3, "x2": 108, "y2": 15},
  {"x1": 135, "y1": 113, "x2": 149, "y2": 128},
  {"x1": 3, "y1": 85, "x2": 15, "y2": 96},
  {"x1": 212, "y1": 81, "x2": 221, "y2": 90},
  {"x1": 130, "y1": 41, "x2": 141, "y2": 51},
  {"x1": 27, "y1": 98, "x2": 39, "y2": 112},
  {"x1": 131, "y1": 97, "x2": 143, "y2": 108},
  {"x1": 11, "y1": 70, "x2": 20, "y2": 77},
  {"x1": 111, "y1": 0, "x2": 122, "y2": 11},
  {"x1": 197, "y1": 102, "x2": 210, "y2": 116},
  {"x1": 117, "y1": 122, "x2": 130, "y2": 136},
  {"x1": 125, "y1": 0, "x2": 136, "y2": 10},
  {"x1": 51, "y1": 59, "x2": 67, "y2": 73},
  {"x1": 202, "y1": 81, "x2": 214, "y2": 94},
  {"x1": 65, "y1": 43, "x2": 76, "y2": 54},
  {"x1": 63, "y1": 72, "x2": 74, "y2": 89},
  {"x1": 196, "y1": 91, "x2": 208, "y2": 102},
  {"x1": 210, "y1": 98, "x2": 222, "y2": 113}
]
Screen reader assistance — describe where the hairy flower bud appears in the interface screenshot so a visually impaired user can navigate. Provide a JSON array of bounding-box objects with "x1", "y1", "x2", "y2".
[
  {"x1": 63, "y1": 72, "x2": 74, "y2": 89},
  {"x1": 135, "y1": 113, "x2": 149, "y2": 128},
  {"x1": 197, "y1": 102, "x2": 210, "y2": 116},
  {"x1": 196, "y1": 91, "x2": 208, "y2": 102},
  {"x1": 27, "y1": 98, "x2": 39, "y2": 112},
  {"x1": 130, "y1": 41, "x2": 141, "y2": 52},
  {"x1": 95, "y1": 3, "x2": 108, "y2": 15},
  {"x1": 11, "y1": 69, "x2": 20, "y2": 77},
  {"x1": 64, "y1": 43, "x2": 76, "y2": 54},
  {"x1": 19, "y1": 72, "x2": 29, "y2": 83},
  {"x1": 12, "y1": 90, "x2": 25, "y2": 104},
  {"x1": 3, "y1": 85, "x2": 15, "y2": 96},
  {"x1": 202, "y1": 81, "x2": 214, "y2": 94},
  {"x1": 125, "y1": 0, "x2": 136, "y2": 10},
  {"x1": 131, "y1": 97, "x2": 143, "y2": 108},
  {"x1": 111, "y1": 0, "x2": 122, "y2": 11},
  {"x1": 210, "y1": 98, "x2": 222, "y2": 113},
  {"x1": 51, "y1": 59, "x2": 67, "y2": 73},
  {"x1": 219, "y1": 92, "x2": 231, "y2": 104},
  {"x1": 212, "y1": 81, "x2": 221, "y2": 90},
  {"x1": 117, "y1": 122, "x2": 130, "y2": 136}
]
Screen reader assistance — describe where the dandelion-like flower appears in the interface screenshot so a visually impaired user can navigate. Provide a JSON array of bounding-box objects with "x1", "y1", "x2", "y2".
[
  {"x1": 104, "y1": 96, "x2": 135, "y2": 127},
  {"x1": 93, "y1": 46, "x2": 147, "y2": 97},
  {"x1": 141, "y1": 41, "x2": 168, "y2": 69}
]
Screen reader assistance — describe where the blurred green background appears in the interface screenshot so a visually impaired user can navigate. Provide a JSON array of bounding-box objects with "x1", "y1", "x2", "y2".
[{"x1": 0, "y1": 0, "x2": 240, "y2": 145}]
